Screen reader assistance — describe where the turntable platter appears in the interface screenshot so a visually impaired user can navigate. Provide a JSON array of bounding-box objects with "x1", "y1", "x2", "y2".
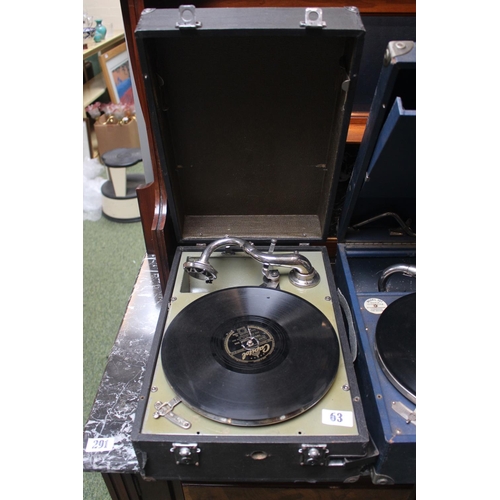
[
  {"x1": 375, "y1": 293, "x2": 416, "y2": 403},
  {"x1": 161, "y1": 286, "x2": 340, "y2": 426}
]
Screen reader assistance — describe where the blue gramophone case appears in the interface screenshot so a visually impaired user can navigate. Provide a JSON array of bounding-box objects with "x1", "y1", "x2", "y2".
[{"x1": 334, "y1": 41, "x2": 416, "y2": 484}]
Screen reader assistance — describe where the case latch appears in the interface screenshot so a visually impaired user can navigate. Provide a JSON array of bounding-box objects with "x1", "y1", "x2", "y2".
[
  {"x1": 170, "y1": 443, "x2": 201, "y2": 466},
  {"x1": 392, "y1": 401, "x2": 417, "y2": 425},
  {"x1": 300, "y1": 8, "x2": 326, "y2": 28},
  {"x1": 153, "y1": 397, "x2": 192, "y2": 429},
  {"x1": 298, "y1": 444, "x2": 329, "y2": 466},
  {"x1": 176, "y1": 5, "x2": 202, "y2": 29}
]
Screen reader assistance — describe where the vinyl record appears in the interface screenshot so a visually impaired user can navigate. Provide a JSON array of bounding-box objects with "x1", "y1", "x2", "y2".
[
  {"x1": 375, "y1": 293, "x2": 416, "y2": 403},
  {"x1": 161, "y1": 286, "x2": 340, "y2": 426}
]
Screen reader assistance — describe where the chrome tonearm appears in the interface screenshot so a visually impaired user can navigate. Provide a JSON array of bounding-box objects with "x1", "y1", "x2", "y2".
[
  {"x1": 183, "y1": 237, "x2": 320, "y2": 288},
  {"x1": 378, "y1": 264, "x2": 416, "y2": 292}
]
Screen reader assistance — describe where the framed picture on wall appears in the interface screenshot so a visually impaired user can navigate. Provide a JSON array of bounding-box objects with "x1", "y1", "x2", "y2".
[{"x1": 98, "y1": 42, "x2": 134, "y2": 105}]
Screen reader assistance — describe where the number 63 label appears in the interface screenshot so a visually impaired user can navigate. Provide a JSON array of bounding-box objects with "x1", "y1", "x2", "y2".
[
  {"x1": 86, "y1": 437, "x2": 114, "y2": 452},
  {"x1": 321, "y1": 409, "x2": 354, "y2": 427}
]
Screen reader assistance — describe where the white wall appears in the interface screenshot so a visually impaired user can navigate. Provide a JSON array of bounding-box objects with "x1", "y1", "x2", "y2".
[{"x1": 83, "y1": 0, "x2": 124, "y2": 35}]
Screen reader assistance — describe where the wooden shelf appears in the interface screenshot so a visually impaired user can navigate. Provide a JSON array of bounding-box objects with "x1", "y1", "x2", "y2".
[
  {"x1": 83, "y1": 73, "x2": 107, "y2": 110},
  {"x1": 83, "y1": 31, "x2": 125, "y2": 59}
]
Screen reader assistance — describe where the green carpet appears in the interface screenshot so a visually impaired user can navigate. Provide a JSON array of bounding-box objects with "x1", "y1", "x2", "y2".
[{"x1": 83, "y1": 203, "x2": 146, "y2": 499}]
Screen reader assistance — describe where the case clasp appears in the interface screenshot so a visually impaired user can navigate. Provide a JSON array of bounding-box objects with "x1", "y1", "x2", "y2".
[
  {"x1": 392, "y1": 401, "x2": 417, "y2": 425},
  {"x1": 298, "y1": 444, "x2": 329, "y2": 466},
  {"x1": 170, "y1": 443, "x2": 201, "y2": 466},
  {"x1": 153, "y1": 397, "x2": 192, "y2": 429},
  {"x1": 300, "y1": 8, "x2": 326, "y2": 28},
  {"x1": 176, "y1": 5, "x2": 202, "y2": 29}
]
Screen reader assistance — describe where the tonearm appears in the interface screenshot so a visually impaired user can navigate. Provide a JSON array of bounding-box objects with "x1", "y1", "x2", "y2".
[{"x1": 183, "y1": 237, "x2": 320, "y2": 288}]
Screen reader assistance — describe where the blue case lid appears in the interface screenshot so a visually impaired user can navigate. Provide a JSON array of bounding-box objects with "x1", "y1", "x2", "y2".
[{"x1": 337, "y1": 41, "x2": 416, "y2": 244}]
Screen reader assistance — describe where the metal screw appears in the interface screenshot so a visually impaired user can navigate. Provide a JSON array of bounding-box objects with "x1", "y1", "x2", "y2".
[
  {"x1": 342, "y1": 384, "x2": 350, "y2": 391},
  {"x1": 151, "y1": 386, "x2": 158, "y2": 392},
  {"x1": 395, "y1": 42, "x2": 406, "y2": 50},
  {"x1": 325, "y1": 296, "x2": 331, "y2": 301}
]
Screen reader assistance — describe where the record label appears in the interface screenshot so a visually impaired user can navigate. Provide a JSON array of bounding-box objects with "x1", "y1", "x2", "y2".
[
  {"x1": 224, "y1": 325, "x2": 275, "y2": 363},
  {"x1": 212, "y1": 315, "x2": 289, "y2": 374}
]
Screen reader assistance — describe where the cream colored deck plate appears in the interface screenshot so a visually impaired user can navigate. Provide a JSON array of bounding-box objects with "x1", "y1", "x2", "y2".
[{"x1": 142, "y1": 250, "x2": 359, "y2": 437}]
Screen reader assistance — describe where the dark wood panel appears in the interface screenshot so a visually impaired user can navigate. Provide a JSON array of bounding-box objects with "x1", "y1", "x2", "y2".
[
  {"x1": 103, "y1": 473, "x2": 178, "y2": 500},
  {"x1": 183, "y1": 482, "x2": 416, "y2": 500},
  {"x1": 143, "y1": 1, "x2": 415, "y2": 15},
  {"x1": 121, "y1": 0, "x2": 171, "y2": 291},
  {"x1": 347, "y1": 113, "x2": 369, "y2": 144},
  {"x1": 137, "y1": 182, "x2": 156, "y2": 254},
  {"x1": 102, "y1": 473, "x2": 141, "y2": 500}
]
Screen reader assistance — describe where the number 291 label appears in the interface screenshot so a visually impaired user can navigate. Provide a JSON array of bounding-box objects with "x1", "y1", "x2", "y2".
[
  {"x1": 85, "y1": 437, "x2": 114, "y2": 452},
  {"x1": 321, "y1": 409, "x2": 354, "y2": 427}
]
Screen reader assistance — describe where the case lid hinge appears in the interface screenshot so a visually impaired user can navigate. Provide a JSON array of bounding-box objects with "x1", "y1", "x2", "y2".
[
  {"x1": 176, "y1": 5, "x2": 202, "y2": 29},
  {"x1": 300, "y1": 8, "x2": 326, "y2": 28},
  {"x1": 384, "y1": 41, "x2": 415, "y2": 65}
]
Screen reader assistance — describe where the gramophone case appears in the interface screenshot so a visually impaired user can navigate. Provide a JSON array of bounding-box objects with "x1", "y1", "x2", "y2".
[
  {"x1": 131, "y1": 6, "x2": 377, "y2": 483},
  {"x1": 134, "y1": 6, "x2": 364, "y2": 245},
  {"x1": 335, "y1": 41, "x2": 416, "y2": 484}
]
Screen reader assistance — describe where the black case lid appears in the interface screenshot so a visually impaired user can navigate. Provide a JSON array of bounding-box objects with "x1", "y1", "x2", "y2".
[
  {"x1": 135, "y1": 7, "x2": 364, "y2": 244},
  {"x1": 337, "y1": 41, "x2": 416, "y2": 245}
]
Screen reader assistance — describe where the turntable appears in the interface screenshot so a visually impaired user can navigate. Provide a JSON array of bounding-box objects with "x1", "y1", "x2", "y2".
[
  {"x1": 134, "y1": 241, "x2": 373, "y2": 482},
  {"x1": 131, "y1": 6, "x2": 375, "y2": 483},
  {"x1": 335, "y1": 41, "x2": 416, "y2": 484}
]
